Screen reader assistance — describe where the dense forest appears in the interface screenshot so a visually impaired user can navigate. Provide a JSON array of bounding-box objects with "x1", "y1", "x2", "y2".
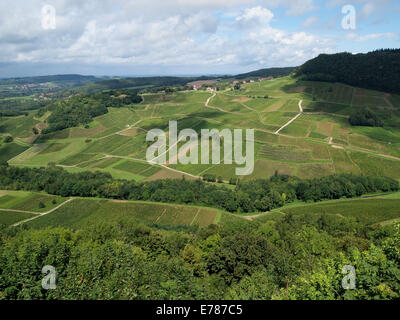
[
  {"x1": 41, "y1": 90, "x2": 142, "y2": 134},
  {"x1": 295, "y1": 49, "x2": 400, "y2": 94},
  {"x1": 0, "y1": 164, "x2": 397, "y2": 214}
]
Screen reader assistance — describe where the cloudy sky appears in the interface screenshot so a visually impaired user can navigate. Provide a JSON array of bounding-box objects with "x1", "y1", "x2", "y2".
[{"x1": 0, "y1": 0, "x2": 399, "y2": 77}]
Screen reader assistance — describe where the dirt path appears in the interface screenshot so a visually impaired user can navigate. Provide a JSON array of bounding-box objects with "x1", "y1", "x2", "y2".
[
  {"x1": 165, "y1": 135, "x2": 198, "y2": 165},
  {"x1": 205, "y1": 91, "x2": 245, "y2": 115},
  {"x1": 383, "y1": 94, "x2": 395, "y2": 109},
  {"x1": 190, "y1": 208, "x2": 201, "y2": 225},
  {"x1": 154, "y1": 208, "x2": 167, "y2": 224},
  {"x1": 205, "y1": 91, "x2": 216, "y2": 107},
  {"x1": 11, "y1": 198, "x2": 74, "y2": 227},
  {"x1": 274, "y1": 100, "x2": 303, "y2": 135},
  {"x1": 378, "y1": 153, "x2": 400, "y2": 161},
  {"x1": 0, "y1": 208, "x2": 38, "y2": 215},
  {"x1": 95, "y1": 119, "x2": 143, "y2": 141},
  {"x1": 242, "y1": 211, "x2": 274, "y2": 221}
]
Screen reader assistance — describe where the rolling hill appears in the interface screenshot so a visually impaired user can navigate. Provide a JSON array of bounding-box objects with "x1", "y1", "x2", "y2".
[
  {"x1": 2, "y1": 75, "x2": 400, "y2": 183},
  {"x1": 1, "y1": 58, "x2": 400, "y2": 301}
]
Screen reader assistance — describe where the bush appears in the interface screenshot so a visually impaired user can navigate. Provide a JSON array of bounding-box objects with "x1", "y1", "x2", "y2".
[
  {"x1": 203, "y1": 174, "x2": 216, "y2": 183},
  {"x1": 349, "y1": 108, "x2": 383, "y2": 127},
  {"x1": 3, "y1": 136, "x2": 13, "y2": 143}
]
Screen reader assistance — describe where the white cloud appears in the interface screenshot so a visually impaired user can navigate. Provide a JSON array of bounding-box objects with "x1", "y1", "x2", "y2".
[
  {"x1": 360, "y1": 3, "x2": 375, "y2": 19},
  {"x1": 302, "y1": 16, "x2": 319, "y2": 28},
  {"x1": 235, "y1": 6, "x2": 274, "y2": 28},
  {"x1": 0, "y1": 0, "x2": 333, "y2": 74}
]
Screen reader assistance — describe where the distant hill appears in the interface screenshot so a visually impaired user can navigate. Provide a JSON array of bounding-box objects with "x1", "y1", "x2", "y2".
[
  {"x1": 295, "y1": 49, "x2": 400, "y2": 94},
  {"x1": 74, "y1": 76, "x2": 220, "y2": 94},
  {"x1": 235, "y1": 67, "x2": 296, "y2": 79},
  {"x1": 0, "y1": 75, "x2": 101, "y2": 113},
  {"x1": 0, "y1": 74, "x2": 98, "y2": 87}
]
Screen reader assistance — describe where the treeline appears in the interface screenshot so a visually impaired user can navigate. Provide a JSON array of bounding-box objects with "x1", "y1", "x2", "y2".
[
  {"x1": 349, "y1": 108, "x2": 384, "y2": 127},
  {"x1": 0, "y1": 164, "x2": 397, "y2": 213},
  {"x1": 93, "y1": 89, "x2": 143, "y2": 106},
  {"x1": 295, "y1": 49, "x2": 400, "y2": 94},
  {"x1": 42, "y1": 90, "x2": 142, "y2": 134}
]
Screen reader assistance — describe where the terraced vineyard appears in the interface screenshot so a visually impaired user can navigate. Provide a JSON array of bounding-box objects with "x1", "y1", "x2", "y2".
[
  {"x1": 0, "y1": 190, "x2": 220, "y2": 229},
  {"x1": 0, "y1": 190, "x2": 67, "y2": 226},
  {"x1": 275, "y1": 196, "x2": 400, "y2": 225},
  {"x1": 1, "y1": 76, "x2": 400, "y2": 183}
]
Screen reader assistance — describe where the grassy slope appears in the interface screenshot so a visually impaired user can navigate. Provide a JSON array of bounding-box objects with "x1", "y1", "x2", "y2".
[{"x1": 2, "y1": 77, "x2": 400, "y2": 182}]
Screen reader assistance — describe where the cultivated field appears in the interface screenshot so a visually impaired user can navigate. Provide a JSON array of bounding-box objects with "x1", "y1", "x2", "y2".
[
  {"x1": 0, "y1": 190, "x2": 67, "y2": 226},
  {"x1": 2, "y1": 76, "x2": 400, "y2": 182},
  {"x1": 257, "y1": 193, "x2": 400, "y2": 226},
  {"x1": 24, "y1": 198, "x2": 219, "y2": 229}
]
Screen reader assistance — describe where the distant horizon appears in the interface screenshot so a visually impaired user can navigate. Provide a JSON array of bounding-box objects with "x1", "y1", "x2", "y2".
[
  {"x1": 1, "y1": 0, "x2": 399, "y2": 78},
  {"x1": 0, "y1": 66, "x2": 296, "y2": 79},
  {"x1": 1, "y1": 47, "x2": 398, "y2": 79}
]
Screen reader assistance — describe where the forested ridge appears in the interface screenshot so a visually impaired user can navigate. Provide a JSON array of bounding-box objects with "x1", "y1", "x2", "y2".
[
  {"x1": 41, "y1": 90, "x2": 142, "y2": 134},
  {"x1": 295, "y1": 49, "x2": 400, "y2": 93},
  {"x1": 74, "y1": 76, "x2": 220, "y2": 94},
  {"x1": 0, "y1": 164, "x2": 397, "y2": 213},
  {"x1": 234, "y1": 67, "x2": 296, "y2": 79}
]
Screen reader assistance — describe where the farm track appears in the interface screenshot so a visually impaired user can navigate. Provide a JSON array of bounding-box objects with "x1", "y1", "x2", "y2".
[
  {"x1": 11, "y1": 198, "x2": 74, "y2": 227},
  {"x1": 274, "y1": 100, "x2": 303, "y2": 135}
]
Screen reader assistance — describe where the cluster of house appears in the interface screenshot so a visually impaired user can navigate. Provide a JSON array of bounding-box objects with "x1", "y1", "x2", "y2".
[
  {"x1": 192, "y1": 84, "x2": 214, "y2": 91},
  {"x1": 14, "y1": 82, "x2": 59, "y2": 90},
  {"x1": 33, "y1": 92, "x2": 55, "y2": 101},
  {"x1": 232, "y1": 76, "x2": 273, "y2": 86},
  {"x1": 190, "y1": 76, "x2": 274, "y2": 91}
]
